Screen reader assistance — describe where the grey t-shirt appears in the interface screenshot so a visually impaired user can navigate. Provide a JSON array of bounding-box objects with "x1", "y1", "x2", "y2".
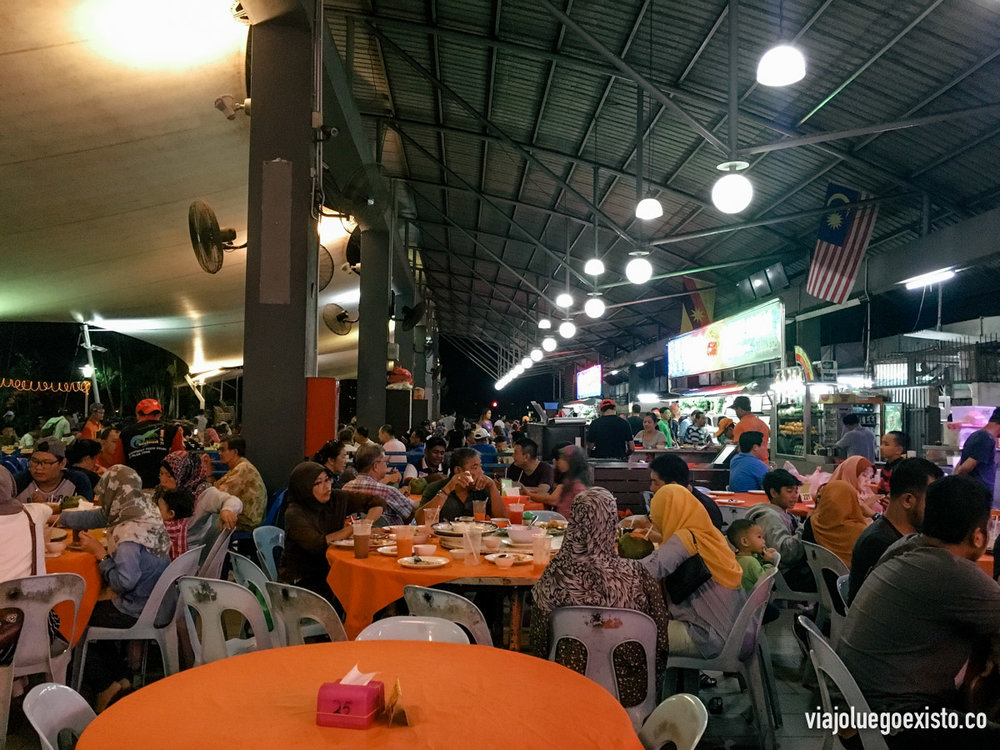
[
  {"x1": 838, "y1": 537, "x2": 1000, "y2": 713},
  {"x1": 835, "y1": 426, "x2": 877, "y2": 461}
]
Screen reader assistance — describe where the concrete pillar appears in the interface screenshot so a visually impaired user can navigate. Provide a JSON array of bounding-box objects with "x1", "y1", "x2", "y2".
[
  {"x1": 356, "y1": 230, "x2": 391, "y2": 430},
  {"x1": 241, "y1": 17, "x2": 317, "y2": 492}
]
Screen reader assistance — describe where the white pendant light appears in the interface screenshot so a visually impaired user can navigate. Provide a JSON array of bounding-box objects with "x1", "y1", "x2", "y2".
[
  {"x1": 494, "y1": 380, "x2": 505, "y2": 390},
  {"x1": 625, "y1": 252, "x2": 653, "y2": 285},
  {"x1": 513, "y1": 364, "x2": 524, "y2": 376},
  {"x1": 711, "y1": 161, "x2": 753, "y2": 214},
  {"x1": 559, "y1": 320, "x2": 576, "y2": 339},
  {"x1": 541, "y1": 336, "x2": 557, "y2": 352},
  {"x1": 521, "y1": 357, "x2": 532, "y2": 368},
  {"x1": 584, "y1": 295, "x2": 606, "y2": 319},
  {"x1": 584, "y1": 257, "x2": 605, "y2": 275},
  {"x1": 555, "y1": 292, "x2": 574, "y2": 309},
  {"x1": 537, "y1": 317, "x2": 551, "y2": 329},
  {"x1": 530, "y1": 348, "x2": 543, "y2": 361},
  {"x1": 635, "y1": 196, "x2": 663, "y2": 221},
  {"x1": 757, "y1": 44, "x2": 806, "y2": 87}
]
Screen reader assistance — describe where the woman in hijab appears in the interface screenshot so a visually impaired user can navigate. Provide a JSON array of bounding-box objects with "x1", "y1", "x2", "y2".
[
  {"x1": 531, "y1": 487, "x2": 669, "y2": 699},
  {"x1": 830, "y1": 455, "x2": 881, "y2": 516},
  {"x1": 157, "y1": 451, "x2": 242, "y2": 550},
  {"x1": 640, "y1": 484, "x2": 747, "y2": 658},
  {"x1": 803, "y1": 479, "x2": 870, "y2": 567},
  {"x1": 60, "y1": 465, "x2": 170, "y2": 710},
  {"x1": 0, "y1": 465, "x2": 51, "y2": 585},
  {"x1": 278, "y1": 462, "x2": 384, "y2": 602}
]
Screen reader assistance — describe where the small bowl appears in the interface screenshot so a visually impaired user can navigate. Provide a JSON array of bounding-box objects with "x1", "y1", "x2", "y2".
[
  {"x1": 491, "y1": 517, "x2": 510, "y2": 528},
  {"x1": 449, "y1": 548, "x2": 467, "y2": 561},
  {"x1": 412, "y1": 532, "x2": 430, "y2": 545},
  {"x1": 483, "y1": 537, "x2": 502, "y2": 552},
  {"x1": 413, "y1": 544, "x2": 436, "y2": 557},
  {"x1": 45, "y1": 540, "x2": 67, "y2": 555},
  {"x1": 506, "y1": 524, "x2": 536, "y2": 545},
  {"x1": 493, "y1": 554, "x2": 516, "y2": 569}
]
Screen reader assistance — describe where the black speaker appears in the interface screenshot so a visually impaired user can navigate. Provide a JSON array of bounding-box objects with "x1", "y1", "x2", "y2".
[
  {"x1": 765, "y1": 262, "x2": 789, "y2": 291},
  {"x1": 749, "y1": 270, "x2": 771, "y2": 297}
]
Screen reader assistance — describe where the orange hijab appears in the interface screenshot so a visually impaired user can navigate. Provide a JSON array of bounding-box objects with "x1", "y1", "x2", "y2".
[
  {"x1": 649, "y1": 484, "x2": 743, "y2": 590},
  {"x1": 810, "y1": 480, "x2": 868, "y2": 566},
  {"x1": 831, "y1": 456, "x2": 874, "y2": 497}
]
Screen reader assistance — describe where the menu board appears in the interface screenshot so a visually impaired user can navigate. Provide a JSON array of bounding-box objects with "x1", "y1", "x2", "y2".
[
  {"x1": 575, "y1": 364, "x2": 602, "y2": 400},
  {"x1": 667, "y1": 299, "x2": 784, "y2": 378}
]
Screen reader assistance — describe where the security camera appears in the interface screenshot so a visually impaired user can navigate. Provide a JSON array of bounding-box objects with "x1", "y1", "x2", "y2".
[{"x1": 214, "y1": 95, "x2": 249, "y2": 119}]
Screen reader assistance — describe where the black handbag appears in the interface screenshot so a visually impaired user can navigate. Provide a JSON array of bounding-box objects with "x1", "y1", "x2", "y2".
[{"x1": 663, "y1": 531, "x2": 713, "y2": 603}]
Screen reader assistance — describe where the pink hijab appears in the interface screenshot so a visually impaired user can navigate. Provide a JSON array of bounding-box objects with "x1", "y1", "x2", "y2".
[{"x1": 831, "y1": 456, "x2": 875, "y2": 498}]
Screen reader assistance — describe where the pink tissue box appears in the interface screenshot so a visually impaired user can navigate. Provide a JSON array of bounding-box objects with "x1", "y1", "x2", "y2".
[{"x1": 316, "y1": 680, "x2": 385, "y2": 729}]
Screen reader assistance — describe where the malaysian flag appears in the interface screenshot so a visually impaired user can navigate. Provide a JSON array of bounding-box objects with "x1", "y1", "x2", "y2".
[
  {"x1": 679, "y1": 276, "x2": 715, "y2": 332},
  {"x1": 805, "y1": 183, "x2": 879, "y2": 304}
]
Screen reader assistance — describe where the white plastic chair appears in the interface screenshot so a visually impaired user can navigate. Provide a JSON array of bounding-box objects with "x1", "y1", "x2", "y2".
[
  {"x1": 197, "y1": 527, "x2": 235, "y2": 578},
  {"x1": 265, "y1": 581, "x2": 348, "y2": 645},
  {"x1": 229, "y1": 551, "x2": 283, "y2": 643},
  {"x1": 637, "y1": 693, "x2": 709, "y2": 750},
  {"x1": 836, "y1": 573, "x2": 851, "y2": 611},
  {"x1": 23, "y1": 682, "x2": 96, "y2": 750},
  {"x1": 72, "y1": 546, "x2": 203, "y2": 690},
  {"x1": 177, "y1": 576, "x2": 273, "y2": 665},
  {"x1": 666, "y1": 569, "x2": 780, "y2": 750},
  {"x1": 548, "y1": 606, "x2": 658, "y2": 730},
  {"x1": 802, "y1": 541, "x2": 850, "y2": 648},
  {"x1": 355, "y1": 616, "x2": 470, "y2": 644},
  {"x1": 253, "y1": 525, "x2": 284, "y2": 581},
  {"x1": 0, "y1": 573, "x2": 84, "y2": 745},
  {"x1": 402, "y1": 585, "x2": 493, "y2": 646},
  {"x1": 798, "y1": 616, "x2": 890, "y2": 750}
]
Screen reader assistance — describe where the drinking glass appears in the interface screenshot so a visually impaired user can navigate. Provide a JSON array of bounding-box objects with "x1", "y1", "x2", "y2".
[
  {"x1": 472, "y1": 500, "x2": 487, "y2": 522},
  {"x1": 508, "y1": 502, "x2": 525, "y2": 525},
  {"x1": 353, "y1": 520, "x2": 372, "y2": 559},
  {"x1": 462, "y1": 528, "x2": 482, "y2": 566},
  {"x1": 423, "y1": 506, "x2": 440, "y2": 528},
  {"x1": 531, "y1": 531, "x2": 551, "y2": 567},
  {"x1": 395, "y1": 525, "x2": 415, "y2": 558}
]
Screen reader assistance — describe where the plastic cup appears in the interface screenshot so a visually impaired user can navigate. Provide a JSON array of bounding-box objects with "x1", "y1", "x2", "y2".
[
  {"x1": 483, "y1": 536, "x2": 502, "y2": 552},
  {"x1": 508, "y1": 502, "x2": 524, "y2": 525},
  {"x1": 423, "y1": 506, "x2": 440, "y2": 528},
  {"x1": 532, "y1": 532, "x2": 551, "y2": 567},
  {"x1": 395, "y1": 525, "x2": 415, "y2": 558},
  {"x1": 462, "y1": 528, "x2": 482, "y2": 566},
  {"x1": 353, "y1": 520, "x2": 372, "y2": 559},
  {"x1": 472, "y1": 500, "x2": 487, "y2": 522}
]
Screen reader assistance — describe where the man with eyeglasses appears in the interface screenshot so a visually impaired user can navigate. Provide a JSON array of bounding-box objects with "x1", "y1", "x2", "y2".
[
  {"x1": 342, "y1": 443, "x2": 414, "y2": 526},
  {"x1": 13, "y1": 439, "x2": 94, "y2": 504}
]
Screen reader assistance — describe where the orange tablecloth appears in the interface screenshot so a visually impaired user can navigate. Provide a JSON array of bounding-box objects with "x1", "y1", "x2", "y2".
[
  {"x1": 979, "y1": 553, "x2": 994, "y2": 576},
  {"x1": 46, "y1": 549, "x2": 101, "y2": 645},
  {"x1": 327, "y1": 545, "x2": 543, "y2": 638},
  {"x1": 78, "y1": 641, "x2": 642, "y2": 750},
  {"x1": 709, "y1": 491, "x2": 813, "y2": 517}
]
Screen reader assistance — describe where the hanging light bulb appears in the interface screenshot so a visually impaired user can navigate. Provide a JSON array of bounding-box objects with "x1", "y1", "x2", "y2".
[
  {"x1": 494, "y1": 379, "x2": 505, "y2": 390},
  {"x1": 756, "y1": 44, "x2": 806, "y2": 87},
  {"x1": 542, "y1": 336, "x2": 557, "y2": 352},
  {"x1": 513, "y1": 364, "x2": 524, "y2": 376},
  {"x1": 711, "y1": 161, "x2": 753, "y2": 214},
  {"x1": 521, "y1": 357, "x2": 532, "y2": 368},
  {"x1": 584, "y1": 257, "x2": 605, "y2": 275},
  {"x1": 559, "y1": 320, "x2": 576, "y2": 339},
  {"x1": 530, "y1": 348, "x2": 543, "y2": 361},
  {"x1": 584, "y1": 295, "x2": 606, "y2": 319},
  {"x1": 635, "y1": 196, "x2": 663, "y2": 221},
  {"x1": 625, "y1": 252, "x2": 653, "y2": 285},
  {"x1": 537, "y1": 318, "x2": 551, "y2": 329},
  {"x1": 555, "y1": 292, "x2": 573, "y2": 309}
]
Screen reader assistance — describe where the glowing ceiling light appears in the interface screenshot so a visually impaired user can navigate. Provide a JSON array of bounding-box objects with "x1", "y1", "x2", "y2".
[
  {"x1": 538, "y1": 318, "x2": 552, "y2": 329},
  {"x1": 625, "y1": 253, "x2": 653, "y2": 285},
  {"x1": 555, "y1": 292, "x2": 574, "y2": 309},
  {"x1": 495, "y1": 380, "x2": 505, "y2": 390},
  {"x1": 711, "y1": 161, "x2": 754, "y2": 214},
  {"x1": 521, "y1": 357, "x2": 532, "y2": 368},
  {"x1": 584, "y1": 296, "x2": 606, "y2": 319},
  {"x1": 584, "y1": 258, "x2": 605, "y2": 275},
  {"x1": 318, "y1": 213, "x2": 356, "y2": 247},
  {"x1": 756, "y1": 44, "x2": 806, "y2": 87},
  {"x1": 530, "y1": 348, "x2": 543, "y2": 361},
  {"x1": 635, "y1": 361, "x2": 646, "y2": 367},
  {"x1": 635, "y1": 197, "x2": 663, "y2": 221},
  {"x1": 559, "y1": 320, "x2": 576, "y2": 339},
  {"x1": 513, "y1": 364, "x2": 524, "y2": 376},
  {"x1": 542, "y1": 336, "x2": 557, "y2": 352},
  {"x1": 902, "y1": 267, "x2": 957, "y2": 290}
]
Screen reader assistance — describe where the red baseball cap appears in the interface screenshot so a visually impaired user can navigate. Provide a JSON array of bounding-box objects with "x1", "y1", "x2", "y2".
[{"x1": 136, "y1": 398, "x2": 163, "y2": 416}]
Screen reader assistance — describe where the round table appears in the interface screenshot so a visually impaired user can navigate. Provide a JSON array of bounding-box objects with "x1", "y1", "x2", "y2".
[
  {"x1": 77, "y1": 641, "x2": 643, "y2": 750},
  {"x1": 326, "y1": 544, "x2": 545, "y2": 641},
  {"x1": 46, "y1": 548, "x2": 101, "y2": 645}
]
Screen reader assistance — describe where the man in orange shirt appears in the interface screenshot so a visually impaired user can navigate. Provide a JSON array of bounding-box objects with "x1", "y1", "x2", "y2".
[
  {"x1": 731, "y1": 396, "x2": 770, "y2": 457},
  {"x1": 78, "y1": 403, "x2": 105, "y2": 440}
]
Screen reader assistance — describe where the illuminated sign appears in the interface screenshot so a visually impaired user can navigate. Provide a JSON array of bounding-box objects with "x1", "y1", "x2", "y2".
[
  {"x1": 667, "y1": 299, "x2": 784, "y2": 378},
  {"x1": 575, "y1": 364, "x2": 603, "y2": 400}
]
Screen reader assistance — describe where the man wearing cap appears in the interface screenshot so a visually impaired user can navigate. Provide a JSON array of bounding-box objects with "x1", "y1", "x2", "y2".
[
  {"x1": 13, "y1": 439, "x2": 94, "y2": 503},
  {"x1": 470, "y1": 427, "x2": 498, "y2": 462},
  {"x1": 731, "y1": 395, "x2": 770, "y2": 458},
  {"x1": 77, "y1": 403, "x2": 105, "y2": 440},
  {"x1": 112, "y1": 399, "x2": 185, "y2": 488},
  {"x1": 715, "y1": 417, "x2": 735, "y2": 444},
  {"x1": 586, "y1": 399, "x2": 634, "y2": 460}
]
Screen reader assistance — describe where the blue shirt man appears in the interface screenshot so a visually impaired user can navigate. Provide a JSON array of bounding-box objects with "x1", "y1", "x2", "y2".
[
  {"x1": 835, "y1": 414, "x2": 876, "y2": 462},
  {"x1": 728, "y1": 431, "x2": 769, "y2": 492},
  {"x1": 955, "y1": 407, "x2": 1000, "y2": 508}
]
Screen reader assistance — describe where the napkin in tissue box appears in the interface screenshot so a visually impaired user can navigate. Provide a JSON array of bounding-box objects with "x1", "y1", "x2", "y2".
[{"x1": 317, "y1": 665, "x2": 385, "y2": 729}]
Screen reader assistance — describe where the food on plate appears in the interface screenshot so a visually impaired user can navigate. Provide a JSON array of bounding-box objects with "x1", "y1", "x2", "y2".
[
  {"x1": 60, "y1": 495, "x2": 83, "y2": 511},
  {"x1": 617, "y1": 535, "x2": 654, "y2": 560}
]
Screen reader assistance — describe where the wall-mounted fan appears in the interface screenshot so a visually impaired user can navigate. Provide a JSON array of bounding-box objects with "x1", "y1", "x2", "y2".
[
  {"x1": 318, "y1": 245, "x2": 335, "y2": 291},
  {"x1": 342, "y1": 226, "x2": 361, "y2": 275},
  {"x1": 324, "y1": 163, "x2": 391, "y2": 227},
  {"x1": 322, "y1": 303, "x2": 358, "y2": 335},
  {"x1": 188, "y1": 200, "x2": 244, "y2": 274},
  {"x1": 400, "y1": 301, "x2": 426, "y2": 331}
]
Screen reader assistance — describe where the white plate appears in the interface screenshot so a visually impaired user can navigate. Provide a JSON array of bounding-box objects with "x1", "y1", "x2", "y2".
[
  {"x1": 746, "y1": 490, "x2": 766, "y2": 494},
  {"x1": 397, "y1": 556, "x2": 450, "y2": 569},
  {"x1": 503, "y1": 537, "x2": 563, "y2": 550},
  {"x1": 329, "y1": 539, "x2": 355, "y2": 548},
  {"x1": 377, "y1": 545, "x2": 398, "y2": 556},
  {"x1": 485, "y1": 552, "x2": 532, "y2": 565},
  {"x1": 44, "y1": 552, "x2": 62, "y2": 558}
]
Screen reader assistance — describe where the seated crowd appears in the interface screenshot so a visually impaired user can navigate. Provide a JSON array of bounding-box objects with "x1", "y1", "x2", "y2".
[{"x1": 4, "y1": 399, "x2": 1000, "y2": 748}]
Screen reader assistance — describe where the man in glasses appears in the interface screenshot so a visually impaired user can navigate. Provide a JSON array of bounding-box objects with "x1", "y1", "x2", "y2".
[{"x1": 13, "y1": 439, "x2": 94, "y2": 504}]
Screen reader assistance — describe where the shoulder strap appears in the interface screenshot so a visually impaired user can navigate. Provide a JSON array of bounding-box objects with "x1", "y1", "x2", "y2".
[{"x1": 22, "y1": 508, "x2": 37, "y2": 575}]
